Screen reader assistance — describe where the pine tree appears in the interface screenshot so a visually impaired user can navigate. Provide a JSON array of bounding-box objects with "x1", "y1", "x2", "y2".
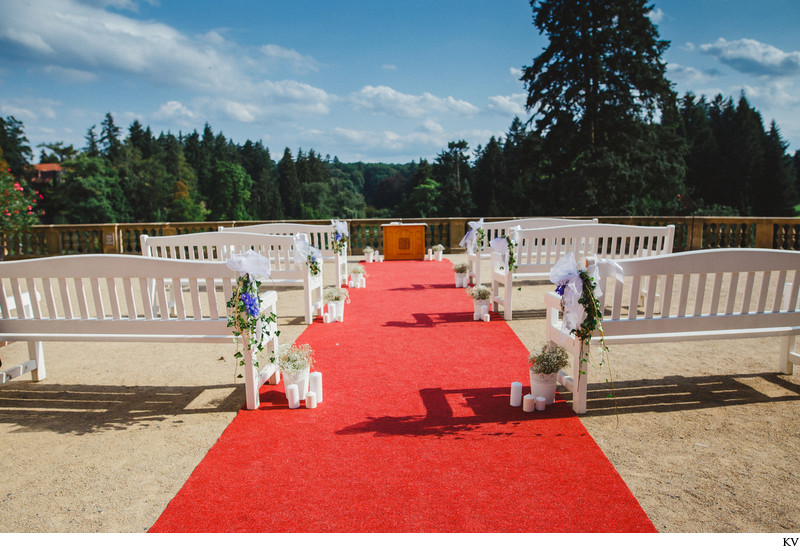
[{"x1": 278, "y1": 148, "x2": 302, "y2": 219}]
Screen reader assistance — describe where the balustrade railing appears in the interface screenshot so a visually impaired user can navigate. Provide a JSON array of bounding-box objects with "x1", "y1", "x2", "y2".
[{"x1": 1, "y1": 216, "x2": 798, "y2": 260}]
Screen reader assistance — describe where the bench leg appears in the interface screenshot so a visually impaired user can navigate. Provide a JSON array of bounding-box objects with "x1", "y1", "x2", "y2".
[
  {"x1": 571, "y1": 343, "x2": 588, "y2": 414},
  {"x1": 503, "y1": 275, "x2": 513, "y2": 321},
  {"x1": 28, "y1": 340, "x2": 46, "y2": 382},
  {"x1": 780, "y1": 335, "x2": 797, "y2": 375}
]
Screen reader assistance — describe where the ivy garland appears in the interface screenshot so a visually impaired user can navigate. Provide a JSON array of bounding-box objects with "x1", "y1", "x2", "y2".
[
  {"x1": 505, "y1": 234, "x2": 517, "y2": 273},
  {"x1": 227, "y1": 274, "x2": 279, "y2": 375},
  {"x1": 332, "y1": 231, "x2": 347, "y2": 255},
  {"x1": 307, "y1": 253, "x2": 321, "y2": 276}
]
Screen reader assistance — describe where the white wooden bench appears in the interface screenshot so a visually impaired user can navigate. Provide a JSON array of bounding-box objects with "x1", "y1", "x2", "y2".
[
  {"x1": 0, "y1": 254, "x2": 280, "y2": 410},
  {"x1": 141, "y1": 231, "x2": 324, "y2": 324},
  {"x1": 464, "y1": 218, "x2": 598, "y2": 286},
  {"x1": 491, "y1": 223, "x2": 675, "y2": 320},
  {"x1": 219, "y1": 222, "x2": 348, "y2": 286},
  {"x1": 546, "y1": 248, "x2": 800, "y2": 414}
]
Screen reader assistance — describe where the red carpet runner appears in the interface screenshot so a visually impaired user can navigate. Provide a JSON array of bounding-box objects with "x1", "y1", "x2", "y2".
[{"x1": 150, "y1": 260, "x2": 655, "y2": 533}]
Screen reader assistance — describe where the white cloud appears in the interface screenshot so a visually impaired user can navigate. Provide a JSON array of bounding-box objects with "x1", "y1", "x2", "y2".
[
  {"x1": 41, "y1": 65, "x2": 98, "y2": 83},
  {"x1": 349, "y1": 85, "x2": 479, "y2": 118},
  {"x1": 382, "y1": 64, "x2": 398, "y2": 71},
  {"x1": 648, "y1": 7, "x2": 665, "y2": 24},
  {"x1": 700, "y1": 38, "x2": 800, "y2": 76},
  {"x1": 153, "y1": 100, "x2": 196, "y2": 123},
  {"x1": 509, "y1": 67, "x2": 523, "y2": 79},
  {"x1": 488, "y1": 93, "x2": 526, "y2": 117},
  {"x1": 260, "y1": 44, "x2": 321, "y2": 73},
  {"x1": 666, "y1": 63, "x2": 717, "y2": 84}
]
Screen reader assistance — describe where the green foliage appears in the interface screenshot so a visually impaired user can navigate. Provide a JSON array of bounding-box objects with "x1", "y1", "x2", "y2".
[
  {"x1": 56, "y1": 154, "x2": 125, "y2": 223},
  {"x1": 226, "y1": 274, "x2": 278, "y2": 373}
]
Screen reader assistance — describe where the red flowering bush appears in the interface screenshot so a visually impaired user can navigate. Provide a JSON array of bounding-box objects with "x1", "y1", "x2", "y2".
[{"x1": 0, "y1": 169, "x2": 42, "y2": 234}]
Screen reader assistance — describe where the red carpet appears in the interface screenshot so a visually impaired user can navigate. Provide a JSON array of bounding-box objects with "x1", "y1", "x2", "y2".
[{"x1": 150, "y1": 260, "x2": 655, "y2": 533}]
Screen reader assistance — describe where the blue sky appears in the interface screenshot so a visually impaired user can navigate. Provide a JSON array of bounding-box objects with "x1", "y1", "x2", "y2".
[{"x1": 1, "y1": 0, "x2": 799, "y2": 164}]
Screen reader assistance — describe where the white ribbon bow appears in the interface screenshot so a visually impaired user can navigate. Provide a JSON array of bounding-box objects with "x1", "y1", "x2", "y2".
[
  {"x1": 459, "y1": 218, "x2": 484, "y2": 254},
  {"x1": 226, "y1": 249, "x2": 271, "y2": 281},
  {"x1": 549, "y1": 252, "x2": 601, "y2": 334},
  {"x1": 331, "y1": 219, "x2": 349, "y2": 237},
  {"x1": 293, "y1": 235, "x2": 322, "y2": 267}
]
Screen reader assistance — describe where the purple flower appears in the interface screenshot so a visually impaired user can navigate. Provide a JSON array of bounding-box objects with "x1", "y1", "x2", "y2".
[
  {"x1": 240, "y1": 292, "x2": 259, "y2": 317},
  {"x1": 555, "y1": 283, "x2": 566, "y2": 296}
]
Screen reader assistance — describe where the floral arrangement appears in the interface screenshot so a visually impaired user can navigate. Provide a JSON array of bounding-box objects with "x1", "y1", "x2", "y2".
[
  {"x1": 226, "y1": 277, "x2": 278, "y2": 373},
  {"x1": 489, "y1": 231, "x2": 518, "y2": 274},
  {"x1": 453, "y1": 263, "x2": 468, "y2": 274},
  {"x1": 295, "y1": 237, "x2": 321, "y2": 276},
  {"x1": 226, "y1": 251, "x2": 278, "y2": 374},
  {"x1": 529, "y1": 343, "x2": 569, "y2": 375},
  {"x1": 351, "y1": 264, "x2": 368, "y2": 276},
  {"x1": 504, "y1": 235, "x2": 517, "y2": 273},
  {"x1": 331, "y1": 219, "x2": 349, "y2": 255},
  {"x1": 324, "y1": 285, "x2": 351, "y2": 303},
  {"x1": 467, "y1": 285, "x2": 491, "y2": 301},
  {"x1": 432, "y1": 244, "x2": 445, "y2": 252},
  {"x1": 363, "y1": 246, "x2": 374, "y2": 255},
  {"x1": 550, "y1": 253, "x2": 615, "y2": 409},
  {"x1": 459, "y1": 219, "x2": 485, "y2": 254},
  {"x1": 278, "y1": 343, "x2": 314, "y2": 374}
]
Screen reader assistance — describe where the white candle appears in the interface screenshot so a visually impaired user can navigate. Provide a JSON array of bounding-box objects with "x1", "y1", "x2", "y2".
[
  {"x1": 427, "y1": 249, "x2": 432, "y2": 260},
  {"x1": 483, "y1": 313, "x2": 491, "y2": 322},
  {"x1": 322, "y1": 313, "x2": 330, "y2": 323},
  {"x1": 535, "y1": 396, "x2": 546, "y2": 411},
  {"x1": 305, "y1": 391, "x2": 317, "y2": 409},
  {"x1": 286, "y1": 384, "x2": 300, "y2": 409},
  {"x1": 523, "y1": 394, "x2": 536, "y2": 412},
  {"x1": 310, "y1": 372, "x2": 323, "y2": 403},
  {"x1": 510, "y1": 382, "x2": 523, "y2": 407}
]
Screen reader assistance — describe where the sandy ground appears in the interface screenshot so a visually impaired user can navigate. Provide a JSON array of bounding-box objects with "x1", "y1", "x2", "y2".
[{"x1": 1, "y1": 254, "x2": 798, "y2": 533}]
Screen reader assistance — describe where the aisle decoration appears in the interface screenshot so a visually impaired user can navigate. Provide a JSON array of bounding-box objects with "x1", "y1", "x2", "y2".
[
  {"x1": 490, "y1": 225, "x2": 520, "y2": 274},
  {"x1": 458, "y1": 218, "x2": 485, "y2": 254},
  {"x1": 550, "y1": 253, "x2": 616, "y2": 408},
  {"x1": 331, "y1": 219, "x2": 349, "y2": 255},
  {"x1": 226, "y1": 250, "x2": 279, "y2": 374},
  {"x1": 294, "y1": 235, "x2": 322, "y2": 276}
]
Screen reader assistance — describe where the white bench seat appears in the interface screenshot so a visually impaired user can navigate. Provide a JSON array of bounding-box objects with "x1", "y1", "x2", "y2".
[
  {"x1": 492, "y1": 223, "x2": 675, "y2": 320},
  {"x1": 141, "y1": 231, "x2": 324, "y2": 324},
  {"x1": 220, "y1": 222, "x2": 348, "y2": 286},
  {"x1": 546, "y1": 248, "x2": 800, "y2": 414},
  {"x1": 0, "y1": 254, "x2": 280, "y2": 410}
]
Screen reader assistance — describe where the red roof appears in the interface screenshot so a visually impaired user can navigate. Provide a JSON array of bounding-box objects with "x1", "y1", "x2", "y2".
[{"x1": 34, "y1": 163, "x2": 62, "y2": 172}]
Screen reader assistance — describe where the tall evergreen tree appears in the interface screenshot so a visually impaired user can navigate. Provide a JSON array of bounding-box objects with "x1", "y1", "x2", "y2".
[
  {"x1": 0, "y1": 116, "x2": 32, "y2": 179},
  {"x1": 99, "y1": 113, "x2": 122, "y2": 163},
  {"x1": 278, "y1": 147, "x2": 302, "y2": 218}
]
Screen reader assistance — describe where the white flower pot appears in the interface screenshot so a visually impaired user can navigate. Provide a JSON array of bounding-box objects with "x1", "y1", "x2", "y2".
[
  {"x1": 473, "y1": 298, "x2": 490, "y2": 320},
  {"x1": 434, "y1": 250, "x2": 443, "y2": 261},
  {"x1": 530, "y1": 371, "x2": 558, "y2": 405},
  {"x1": 365, "y1": 252, "x2": 374, "y2": 263},
  {"x1": 454, "y1": 273, "x2": 467, "y2": 287},
  {"x1": 283, "y1": 367, "x2": 310, "y2": 398}
]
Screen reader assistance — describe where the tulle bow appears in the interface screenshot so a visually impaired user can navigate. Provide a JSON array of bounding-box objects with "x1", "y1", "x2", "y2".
[
  {"x1": 226, "y1": 249, "x2": 271, "y2": 281},
  {"x1": 459, "y1": 218, "x2": 484, "y2": 254}
]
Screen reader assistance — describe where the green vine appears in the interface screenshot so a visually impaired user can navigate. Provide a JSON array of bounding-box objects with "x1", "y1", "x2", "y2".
[
  {"x1": 505, "y1": 234, "x2": 517, "y2": 273},
  {"x1": 227, "y1": 274, "x2": 279, "y2": 377}
]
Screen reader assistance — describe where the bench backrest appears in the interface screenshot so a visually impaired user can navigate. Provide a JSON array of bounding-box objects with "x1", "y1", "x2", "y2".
[
  {"x1": 476, "y1": 217, "x2": 598, "y2": 246},
  {"x1": 219, "y1": 222, "x2": 339, "y2": 254},
  {"x1": 593, "y1": 248, "x2": 800, "y2": 336},
  {"x1": 141, "y1": 231, "x2": 308, "y2": 281},
  {"x1": 0, "y1": 255, "x2": 240, "y2": 337},
  {"x1": 510, "y1": 223, "x2": 675, "y2": 273}
]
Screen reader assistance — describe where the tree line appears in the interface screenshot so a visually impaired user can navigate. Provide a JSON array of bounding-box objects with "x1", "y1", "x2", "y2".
[{"x1": 1, "y1": 0, "x2": 798, "y2": 225}]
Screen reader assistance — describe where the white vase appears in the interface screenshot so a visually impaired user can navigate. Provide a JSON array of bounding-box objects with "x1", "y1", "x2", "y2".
[
  {"x1": 365, "y1": 252, "x2": 374, "y2": 263},
  {"x1": 434, "y1": 250, "x2": 443, "y2": 261},
  {"x1": 530, "y1": 371, "x2": 558, "y2": 404},
  {"x1": 454, "y1": 273, "x2": 467, "y2": 287},
  {"x1": 473, "y1": 298, "x2": 490, "y2": 320},
  {"x1": 284, "y1": 367, "x2": 310, "y2": 398}
]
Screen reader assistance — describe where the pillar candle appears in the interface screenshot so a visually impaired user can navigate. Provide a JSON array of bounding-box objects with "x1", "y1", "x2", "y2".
[
  {"x1": 310, "y1": 372, "x2": 323, "y2": 403},
  {"x1": 523, "y1": 394, "x2": 536, "y2": 413},
  {"x1": 322, "y1": 313, "x2": 330, "y2": 323},
  {"x1": 286, "y1": 384, "x2": 300, "y2": 409},
  {"x1": 535, "y1": 396, "x2": 546, "y2": 411},
  {"x1": 427, "y1": 249, "x2": 432, "y2": 260},
  {"x1": 483, "y1": 313, "x2": 491, "y2": 322},
  {"x1": 510, "y1": 382, "x2": 523, "y2": 407},
  {"x1": 305, "y1": 391, "x2": 317, "y2": 409}
]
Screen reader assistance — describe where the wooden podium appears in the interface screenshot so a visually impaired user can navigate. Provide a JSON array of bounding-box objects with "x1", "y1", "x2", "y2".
[{"x1": 382, "y1": 223, "x2": 427, "y2": 260}]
